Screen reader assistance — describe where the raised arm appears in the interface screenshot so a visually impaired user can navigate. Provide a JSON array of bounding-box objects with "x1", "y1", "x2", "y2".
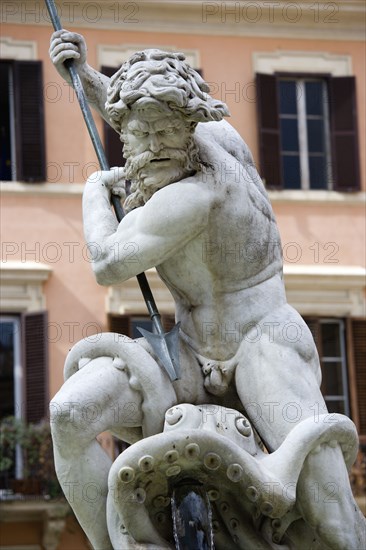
[
  {"x1": 83, "y1": 170, "x2": 213, "y2": 286},
  {"x1": 49, "y1": 29, "x2": 110, "y2": 122}
]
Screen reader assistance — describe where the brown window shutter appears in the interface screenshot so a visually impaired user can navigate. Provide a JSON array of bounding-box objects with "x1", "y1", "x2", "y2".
[
  {"x1": 108, "y1": 314, "x2": 131, "y2": 336},
  {"x1": 101, "y1": 66, "x2": 125, "y2": 168},
  {"x1": 162, "y1": 315, "x2": 176, "y2": 332},
  {"x1": 328, "y1": 76, "x2": 360, "y2": 192},
  {"x1": 13, "y1": 61, "x2": 46, "y2": 182},
  {"x1": 22, "y1": 311, "x2": 48, "y2": 423},
  {"x1": 303, "y1": 318, "x2": 322, "y2": 354},
  {"x1": 348, "y1": 319, "x2": 366, "y2": 438},
  {"x1": 256, "y1": 73, "x2": 282, "y2": 190}
]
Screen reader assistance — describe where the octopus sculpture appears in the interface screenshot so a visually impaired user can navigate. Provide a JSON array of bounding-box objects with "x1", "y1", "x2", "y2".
[{"x1": 107, "y1": 403, "x2": 358, "y2": 549}]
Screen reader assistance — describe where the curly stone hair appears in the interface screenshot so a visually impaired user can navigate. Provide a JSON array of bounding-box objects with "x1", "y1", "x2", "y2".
[{"x1": 105, "y1": 49, "x2": 230, "y2": 130}]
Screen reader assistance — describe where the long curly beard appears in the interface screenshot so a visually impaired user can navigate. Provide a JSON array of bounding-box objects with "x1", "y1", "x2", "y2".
[{"x1": 123, "y1": 136, "x2": 201, "y2": 212}]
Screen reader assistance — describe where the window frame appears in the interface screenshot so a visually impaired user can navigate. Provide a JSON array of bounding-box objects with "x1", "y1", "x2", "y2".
[
  {"x1": 0, "y1": 316, "x2": 23, "y2": 419},
  {"x1": 0, "y1": 315, "x2": 23, "y2": 478},
  {"x1": 277, "y1": 73, "x2": 333, "y2": 191},
  {"x1": 318, "y1": 318, "x2": 350, "y2": 417},
  {"x1": 256, "y1": 71, "x2": 360, "y2": 192}
]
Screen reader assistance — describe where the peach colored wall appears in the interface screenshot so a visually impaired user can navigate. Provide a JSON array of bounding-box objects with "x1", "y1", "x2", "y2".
[
  {"x1": 1, "y1": 194, "x2": 107, "y2": 395},
  {"x1": 273, "y1": 203, "x2": 366, "y2": 267},
  {"x1": 4, "y1": 24, "x2": 365, "y2": 190}
]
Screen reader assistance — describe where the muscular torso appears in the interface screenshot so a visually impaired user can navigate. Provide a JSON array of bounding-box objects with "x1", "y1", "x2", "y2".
[
  {"x1": 155, "y1": 123, "x2": 285, "y2": 360},
  {"x1": 85, "y1": 121, "x2": 285, "y2": 361},
  {"x1": 156, "y1": 195, "x2": 284, "y2": 359}
]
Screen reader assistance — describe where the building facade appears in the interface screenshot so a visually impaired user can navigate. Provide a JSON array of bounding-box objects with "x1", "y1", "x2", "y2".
[{"x1": 1, "y1": 1, "x2": 365, "y2": 548}]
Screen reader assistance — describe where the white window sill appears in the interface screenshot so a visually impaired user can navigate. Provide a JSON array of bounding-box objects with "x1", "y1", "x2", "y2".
[
  {"x1": 268, "y1": 189, "x2": 365, "y2": 206},
  {"x1": 0, "y1": 181, "x2": 84, "y2": 196},
  {"x1": 1, "y1": 182, "x2": 365, "y2": 206}
]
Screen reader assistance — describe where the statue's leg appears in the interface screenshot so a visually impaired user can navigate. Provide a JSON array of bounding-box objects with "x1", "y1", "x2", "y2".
[
  {"x1": 50, "y1": 356, "x2": 143, "y2": 550},
  {"x1": 235, "y1": 305, "x2": 365, "y2": 550},
  {"x1": 296, "y1": 444, "x2": 365, "y2": 550}
]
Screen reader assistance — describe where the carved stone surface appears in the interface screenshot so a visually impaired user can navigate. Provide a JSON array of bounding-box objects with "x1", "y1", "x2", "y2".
[
  {"x1": 108, "y1": 405, "x2": 358, "y2": 549},
  {"x1": 49, "y1": 30, "x2": 366, "y2": 550}
]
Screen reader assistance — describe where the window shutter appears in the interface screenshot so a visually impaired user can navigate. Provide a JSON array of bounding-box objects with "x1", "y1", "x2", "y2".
[
  {"x1": 303, "y1": 318, "x2": 322, "y2": 353},
  {"x1": 162, "y1": 315, "x2": 176, "y2": 332},
  {"x1": 22, "y1": 312, "x2": 48, "y2": 423},
  {"x1": 13, "y1": 61, "x2": 46, "y2": 182},
  {"x1": 328, "y1": 76, "x2": 360, "y2": 192},
  {"x1": 101, "y1": 66, "x2": 125, "y2": 168},
  {"x1": 347, "y1": 319, "x2": 366, "y2": 438},
  {"x1": 256, "y1": 73, "x2": 282, "y2": 190},
  {"x1": 108, "y1": 314, "x2": 130, "y2": 335}
]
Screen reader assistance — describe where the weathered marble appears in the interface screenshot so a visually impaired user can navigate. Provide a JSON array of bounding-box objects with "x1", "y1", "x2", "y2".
[
  {"x1": 49, "y1": 30, "x2": 366, "y2": 550},
  {"x1": 108, "y1": 404, "x2": 358, "y2": 549}
]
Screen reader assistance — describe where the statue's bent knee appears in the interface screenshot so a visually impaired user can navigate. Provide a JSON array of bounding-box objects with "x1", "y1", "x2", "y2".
[
  {"x1": 49, "y1": 391, "x2": 93, "y2": 448},
  {"x1": 62, "y1": 333, "x2": 177, "y2": 437}
]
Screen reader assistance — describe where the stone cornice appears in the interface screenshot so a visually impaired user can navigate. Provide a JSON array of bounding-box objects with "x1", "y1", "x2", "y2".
[
  {"x1": 108, "y1": 265, "x2": 366, "y2": 318},
  {"x1": 0, "y1": 499, "x2": 70, "y2": 550},
  {"x1": 1, "y1": 1, "x2": 365, "y2": 41},
  {"x1": 0, "y1": 182, "x2": 85, "y2": 197},
  {"x1": 268, "y1": 190, "x2": 366, "y2": 206},
  {"x1": 0, "y1": 497, "x2": 69, "y2": 522},
  {"x1": 0, "y1": 261, "x2": 52, "y2": 282},
  {"x1": 0, "y1": 261, "x2": 52, "y2": 312},
  {"x1": 283, "y1": 265, "x2": 366, "y2": 317}
]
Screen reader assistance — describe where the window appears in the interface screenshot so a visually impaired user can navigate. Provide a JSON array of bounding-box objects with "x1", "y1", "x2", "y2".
[
  {"x1": 319, "y1": 319, "x2": 349, "y2": 415},
  {"x1": 108, "y1": 313, "x2": 175, "y2": 337},
  {"x1": 0, "y1": 313, "x2": 48, "y2": 485},
  {"x1": 297, "y1": 318, "x2": 351, "y2": 415},
  {"x1": 0, "y1": 61, "x2": 46, "y2": 182},
  {"x1": 305, "y1": 318, "x2": 366, "y2": 440},
  {"x1": 0, "y1": 312, "x2": 48, "y2": 424},
  {"x1": 256, "y1": 73, "x2": 360, "y2": 191},
  {"x1": 101, "y1": 65, "x2": 126, "y2": 169},
  {"x1": 0, "y1": 318, "x2": 22, "y2": 480},
  {"x1": 0, "y1": 317, "x2": 22, "y2": 420},
  {"x1": 279, "y1": 78, "x2": 332, "y2": 190}
]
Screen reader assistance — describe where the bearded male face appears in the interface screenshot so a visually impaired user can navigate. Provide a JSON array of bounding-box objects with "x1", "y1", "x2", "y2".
[{"x1": 121, "y1": 107, "x2": 201, "y2": 211}]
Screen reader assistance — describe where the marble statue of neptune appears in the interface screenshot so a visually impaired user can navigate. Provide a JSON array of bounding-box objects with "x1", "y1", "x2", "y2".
[{"x1": 49, "y1": 30, "x2": 365, "y2": 550}]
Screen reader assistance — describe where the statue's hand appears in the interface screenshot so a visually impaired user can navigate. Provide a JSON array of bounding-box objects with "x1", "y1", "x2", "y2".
[
  {"x1": 49, "y1": 29, "x2": 88, "y2": 83},
  {"x1": 88, "y1": 168, "x2": 127, "y2": 202}
]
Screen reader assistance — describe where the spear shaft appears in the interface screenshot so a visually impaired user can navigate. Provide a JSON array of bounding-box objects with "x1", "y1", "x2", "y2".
[{"x1": 45, "y1": 0, "x2": 180, "y2": 380}]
